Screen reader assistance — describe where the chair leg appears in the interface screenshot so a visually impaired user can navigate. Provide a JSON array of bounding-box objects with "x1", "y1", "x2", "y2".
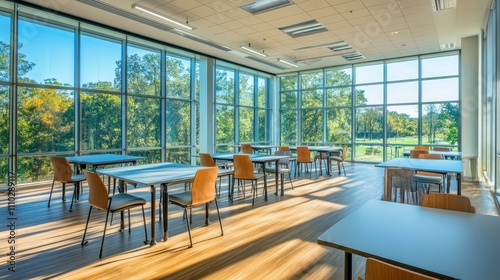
[
  {"x1": 214, "y1": 197, "x2": 223, "y2": 236},
  {"x1": 48, "y1": 179, "x2": 56, "y2": 207},
  {"x1": 288, "y1": 172, "x2": 294, "y2": 190},
  {"x1": 184, "y1": 208, "x2": 193, "y2": 248},
  {"x1": 62, "y1": 183, "x2": 66, "y2": 201},
  {"x1": 252, "y1": 181, "x2": 256, "y2": 206},
  {"x1": 141, "y1": 205, "x2": 148, "y2": 244},
  {"x1": 81, "y1": 206, "x2": 93, "y2": 246},
  {"x1": 341, "y1": 162, "x2": 346, "y2": 176},
  {"x1": 69, "y1": 184, "x2": 77, "y2": 212},
  {"x1": 100, "y1": 209, "x2": 111, "y2": 258},
  {"x1": 128, "y1": 209, "x2": 131, "y2": 232}
]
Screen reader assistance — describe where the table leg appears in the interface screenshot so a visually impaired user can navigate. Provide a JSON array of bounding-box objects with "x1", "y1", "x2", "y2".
[
  {"x1": 262, "y1": 162, "x2": 268, "y2": 201},
  {"x1": 204, "y1": 202, "x2": 211, "y2": 226},
  {"x1": 344, "y1": 252, "x2": 352, "y2": 280},
  {"x1": 150, "y1": 185, "x2": 157, "y2": 245},
  {"x1": 275, "y1": 159, "x2": 279, "y2": 195},
  {"x1": 162, "y1": 183, "x2": 168, "y2": 242},
  {"x1": 457, "y1": 173, "x2": 462, "y2": 195}
]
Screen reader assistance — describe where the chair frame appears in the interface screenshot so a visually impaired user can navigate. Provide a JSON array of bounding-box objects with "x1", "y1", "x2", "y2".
[
  {"x1": 168, "y1": 167, "x2": 223, "y2": 247},
  {"x1": 232, "y1": 154, "x2": 264, "y2": 205},
  {"x1": 81, "y1": 171, "x2": 148, "y2": 258},
  {"x1": 296, "y1": 146, "x2": 317, "y2": 178},
  {"x1": 48, "y1": 156, "x2": 86, "y2": 212}
]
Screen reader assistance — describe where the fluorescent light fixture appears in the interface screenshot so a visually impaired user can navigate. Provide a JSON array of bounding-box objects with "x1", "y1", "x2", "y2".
[
  {"x1": 132, "y1": 3, "x2": 194, "y2": 30},
  {"x1": 277, "y1": 58, "x2": 299, "y2": 68},
  {"x1": 279, "y1": 20, "x2": 327, "y2": 38},
  {"x1": 240, "y1": 45, "x2": 268, "y2": 57},
  {"x1": 431, "y1": 0, "x2": 456, "y2": 11},
  {"x1": 328, "y1": 41, "x2": 352, "y2": 52},
  {"x1": 342, "y1": 52, "x2": 364, "y2": 61},
  {"x1": 241, "y1": 0, "x2": 293, "y2": 15}
]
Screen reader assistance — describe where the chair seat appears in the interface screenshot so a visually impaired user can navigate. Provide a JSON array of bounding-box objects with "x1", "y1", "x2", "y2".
[
  {"x1": 328, "y1": 156, "x2": 342, "y2": 161},
  {"x1": 411, "y1": 174, "x2": 443, "y2": 184},
  {"x1": 169, "y1": 191, "x2": 192, "y2": 206},
  {"x1": 70, "y1": 173, "x2": 87, "y2": 183},
  {"x1": 265, "y1": 167, "x2": 290, "y2": 174},
  {"x1": 110, "y1": 193, "x2": 146, "y2": 212}
]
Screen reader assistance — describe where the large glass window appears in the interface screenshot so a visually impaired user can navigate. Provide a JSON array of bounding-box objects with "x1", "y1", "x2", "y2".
[
  {"x1": 0, "y1": 11, "x2": 11, "y2": 82},
  {"x1": 18, "y1": 17, "x2": 75, "y2": 85},
  {"x1": 279, "y1": 53, "x2": 460, "y2": 162}
]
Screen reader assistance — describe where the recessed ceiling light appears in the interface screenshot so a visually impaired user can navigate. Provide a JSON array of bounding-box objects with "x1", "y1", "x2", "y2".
[
  {"x1": 328, "y1": 41, "x2": 352, "y2": 51},
  {"x1": 391, "y1": 31, "x2": 399, "y2": 35},
  {"x1": 240, "y1": 44, "x2": 268, "y2": 57},
  {"x1": 279, "y1": 20, "x2": 328, "y2": 38},
  {"x1": 277, "y1": 58, "x2": 299, "y2": 68},
  {"x1": 442, "y1": 43, "x2": 456, "y2": 49},
  {"x1": 131, "y1": 3, "x2": 194, "y2": 30},
  {"x1": 431, "y1": 0, "x2": 456, "y2": 12},
  {"x1": 241, "y1": 0, "x2": 293, "y2": 15}
]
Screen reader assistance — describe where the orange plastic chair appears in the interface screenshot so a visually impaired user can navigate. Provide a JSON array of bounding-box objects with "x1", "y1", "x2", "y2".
[
  {"x1": 421, "y1": 193, "x2": 476, "y2": 213},
  {"x1": 169, "y1": 167, "x2": 223, "y2": 247},
  {"x1": 48, "y1": 156, "x2": 87, "y2": 212}
]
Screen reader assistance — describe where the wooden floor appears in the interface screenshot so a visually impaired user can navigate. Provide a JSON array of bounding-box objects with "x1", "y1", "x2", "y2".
[{"x1": 2, "y1": 163, "x2": 498, "y2": 280}]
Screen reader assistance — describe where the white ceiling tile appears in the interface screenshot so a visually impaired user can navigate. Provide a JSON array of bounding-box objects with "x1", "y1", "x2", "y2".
[
  {"x1": 333, "y1": 0, "x2": 366, "y2": 13},
  {"x1": 169, "y1": 0, "x2": 203, "y2": 10},
  {"x1": 361, "y1": 0, "x2": 395, "y2": 7},
  {"x1": 341, "y1": 8, "x2": 372, "y2": 20},
  {"x1": 317, "y1": 14, "x2": 347, "y2": 24},
  {"x1": 297, "y1": 0, "x2": 331, "y2": 12},
  {"x1": 308, "y1": 7, "x2": 339, "y2": 19}
]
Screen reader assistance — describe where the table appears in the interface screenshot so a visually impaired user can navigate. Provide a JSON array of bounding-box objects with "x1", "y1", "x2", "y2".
[
  {"x1": 212, "y1": 153, "x2": 289, "y2": 198},
  {"x1": 66, "y1": 153, "x2": 145, "y2": 198},
  {"x1": 402, "y1": 150, "x2": 462, "y2": 159},
  {"x1": 66, "y1": 154, "x2": 145, "y2": 172},
  {"x1": 375, "y1": 158, "x2": 463, "y2": 195},
  {"x1": 250, "y1": 145, "x2": 279, "y2": 155},
  {"x1": 97, "y1": 162, "x2": 233, "y2": 245},
  {"x1": 317, "y1": 200, "x2": 500, "y2": 280},
  {"x1": 289, "y1": 146, "x2": 342, "y2": 175}
]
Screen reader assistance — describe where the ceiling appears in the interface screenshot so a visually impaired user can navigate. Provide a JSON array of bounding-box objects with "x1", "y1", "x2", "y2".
[{"x1": 21, "y1": 0, "x2": 493, "y2": 75}]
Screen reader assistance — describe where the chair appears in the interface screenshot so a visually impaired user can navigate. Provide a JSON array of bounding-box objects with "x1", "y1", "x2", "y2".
[
  {"x1": 414, "y1": 145, "x2": 429, "y2": 151},
  {"x1": 328, "y1": 146, "x2": 347, "y2": 176},
  {"x1": 411, "y1": 153, "x2": 446, "y2": 194},
  {"x1": 409, "y1": 149, "x2": 429, "y2": 158},
  {"x1": 359, "y1": 258, "x2": 438, "y2": 280},
  {"x1": 240, "y1": 143, "x2": 253, "y2": 154},
  {"x1": 48, "y1": 156, "x2": 87, "y2": 212},
  {"x1": 278, "y1": 146, "x2": 297, "y2": 173},
  {"x1": 168, "y1": 167, "x2": 223, "y2": 247},
  {"x1": 296, "y1": 146, "x2": 317, "y2": 177},
  {"x1": 383, "y1": 168, "x2": 424, "y2": 204},
  {"x1": 421, "y1": 193, "x2": 476, "y2": 213},
  {"x1": 199, "y1": 153, "x2": 233, "y2": 196},
  {"x1": 232, "y1": 154, "x2": 265, "y2": 205},
  {"x1": 265, "y1": 151, "x2": 294, "y2": 191},
  {"x1": 81, "y1": 171, "x2": 147, "y2": 258},
  {"x1": 433, "y1": 147, "x2": 451, "y2": 151}
]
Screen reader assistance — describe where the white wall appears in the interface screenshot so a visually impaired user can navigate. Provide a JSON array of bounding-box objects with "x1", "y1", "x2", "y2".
[{"x1": 461, "y1": 35, "x2": 480, "y2": 180}]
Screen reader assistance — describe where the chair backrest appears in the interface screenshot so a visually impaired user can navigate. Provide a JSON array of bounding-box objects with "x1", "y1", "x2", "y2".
[
  {"x1": 421, "y1": 193, "x2": 476, "y2": 213},
  {"x1": 233, "y1": 154, "x2": 255, "y2": 179},
  {"x1": 383, "y1": 168, "x2": 413, "y2": 201},
  {"x1": 433, "y1": 147, "x2": 450, "y2": 151},
  {"x1": 409, "y1": 150, "x2": 429, "y2": 158},
  {"x1": 84, "y1": 171, "x2": 110, "y2": 211},
  {"x1": 418, "y1": 153, "x2": 443, "y2": 160},
  {"x1": 199, "y1": 153, "x2": 216, "y2": 167},
  {"x1": 341, "y1": 146, "x2": 348, "y2": 161},
  {"x1": 361, "y1": 258, "x2": 438, "y2": 280},
  {"x1": 278, "y1": 146, "x2": 291, "y2": 151},
  {"x1": 51, "y1": 156, "x2": 73, "y2": 182},
  {"x1": 241, "y1": 144, "x2": 253, "y2": 154},
  {"x1": 296, "y1": 146, "x2": 311, "y2": 163},
  {"x1": 414, "y1": 146, "x2": 429, "y2": 151},
  {"x1": 274, "y1": 150, "x2": 290, "y2": 165},
  {"x1": 191, "y1": 167, "x2": 219, "y2": 205}
]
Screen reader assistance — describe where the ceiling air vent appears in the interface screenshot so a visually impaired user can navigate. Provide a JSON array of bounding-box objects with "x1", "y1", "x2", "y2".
[{"x1": 279, "y1": 20, "x2": 327, "y2": 38}]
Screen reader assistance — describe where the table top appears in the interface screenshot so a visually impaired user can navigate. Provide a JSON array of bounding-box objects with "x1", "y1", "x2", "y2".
[
  {"x1": 97, "y1": 162, "x2": 211, "y2": 185},
  {"x1": 212, "y1": 153, "x2": 288, "y2": 163},
  {"x1": 317, "y1": 200, "x2": 500, "y2": 280},
  {"x1": 289, "y1": 146, "x2": 342, "y2": 152},
  {"x1": 402, "y1": 150, "x2": 462, "y2": 158},
  {"x1": 375, "y1": 157, "x2": 462, "y2": 174},
  {"x1": 66, "y1": 154, "x2": 145, "y2": 166}
]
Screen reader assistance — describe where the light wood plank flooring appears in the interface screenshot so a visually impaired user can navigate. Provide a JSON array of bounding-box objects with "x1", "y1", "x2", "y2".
[{"x1": 1, "y1": 163, "x2": 497, "y2": 280}]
